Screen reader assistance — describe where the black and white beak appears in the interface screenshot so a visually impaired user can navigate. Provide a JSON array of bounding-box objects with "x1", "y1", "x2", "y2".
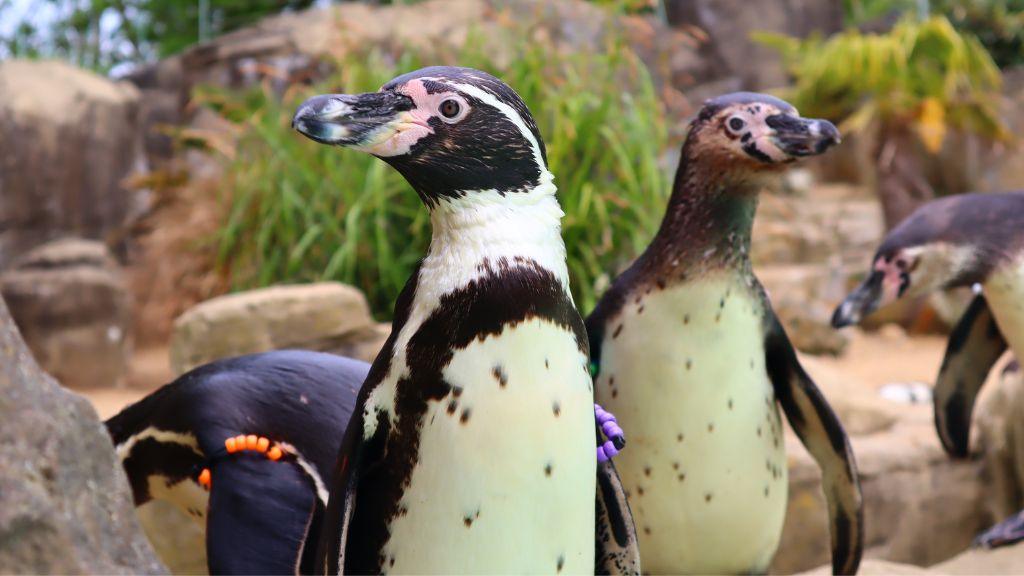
[
  {"x1": 292, "y1": 91, "x2": 413, "y2": 147},
  {"x1": 767, "y1": 115, "x2": 841, "y2": 158},
  {"x1": 831, "y1": 271, "x2": 885, "y2": 328}
]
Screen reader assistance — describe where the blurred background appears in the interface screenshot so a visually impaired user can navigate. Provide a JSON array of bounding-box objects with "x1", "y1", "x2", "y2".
[{"x1": 1, "y1": 0, "x2": 1023, "y2": 573}]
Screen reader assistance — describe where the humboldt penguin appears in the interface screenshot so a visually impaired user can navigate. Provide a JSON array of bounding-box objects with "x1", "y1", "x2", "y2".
[
  {"x1": 292, "y1": 66, "x2": 639, "y2": 575},
  {"x1": 587, "y1": 93, "x2": 863, "y2": 574},
  {"x1": 106, "y1": 350, "x2": 368, "y2": 575},
  {"x1": 832, "y1": 190, "x2": 1024, "y2": 547}
]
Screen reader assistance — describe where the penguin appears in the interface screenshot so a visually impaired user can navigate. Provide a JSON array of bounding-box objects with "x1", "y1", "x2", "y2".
[
  {"x1": 106, "y1": 350, "x2": 368, "y2": 575},
  {"x1": 586, "y1": 93, "x2": 864, "y2": 574},
  {"x1": 292, "y1": 66, "x2": 640, "y2": 575},
  {"x1": 831, "y1": 190, "x2": 1024, "y2": 548}
]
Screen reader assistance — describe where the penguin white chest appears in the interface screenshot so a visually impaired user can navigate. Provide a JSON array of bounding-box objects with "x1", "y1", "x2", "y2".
[
  {"x1": 595, "y1": 278, "x2": 787, "y2": 574},
  {"x1": 382, "y1": 318, "x2": 597, "y2": 574},
  {"x1": 986, "y1": 260, "x2": 1024, "y2": 360}
]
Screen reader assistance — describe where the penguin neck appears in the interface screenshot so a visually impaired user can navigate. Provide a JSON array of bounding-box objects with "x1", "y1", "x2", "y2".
[
  {"x1": 640, "y1": 151, "x2": 768, "y2": 284},
  {"x1": 420, "y1": 170, "x2": 571, "y2": 299}
]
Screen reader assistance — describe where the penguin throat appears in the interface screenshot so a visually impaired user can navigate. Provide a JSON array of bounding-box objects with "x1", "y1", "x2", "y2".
[
  {"x1": 640, "y1": 155, "x2": 764, "y2": 282},
  {"x1": 423, "y1": 172, "x2": 571, "y2": 296}
]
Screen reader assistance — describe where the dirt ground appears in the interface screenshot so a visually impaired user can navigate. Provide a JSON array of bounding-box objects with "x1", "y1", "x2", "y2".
[{"x1": 82, "y1": 327, "x2": 950, "y2": 420}]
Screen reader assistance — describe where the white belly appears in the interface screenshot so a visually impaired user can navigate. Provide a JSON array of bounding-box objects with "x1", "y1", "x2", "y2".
[
  {"x1": 595, "y1": 279, "x2": 787, "y2": 574},
  {"x1": 986, "y1": 260, "x2": 1024, "y2": 361},
  {"x1": 147, "y1": 475, "x2": 209, "y2": 525},
  {"x1": 382, "y1": 319, "x2": 597, "y2": 574}
]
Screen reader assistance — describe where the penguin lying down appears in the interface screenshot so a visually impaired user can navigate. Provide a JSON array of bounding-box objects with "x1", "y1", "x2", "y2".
[
  {"x1": 106, "y1": 349, "x2": 628, "y2": 574},
  {"x1": 832, "y1": 191, "x2": 1024, "y2": 548}
]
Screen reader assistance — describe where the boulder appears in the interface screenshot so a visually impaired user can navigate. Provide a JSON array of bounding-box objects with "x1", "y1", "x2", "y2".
[
  {"x1": 933, "y1": 540, "x2": 1024, "y2": 574},
  {"x1": 127, "y1": 0, "x2": 710, "y2": 126},
  {"x1": 973, "y1": 361, "x2": 1024, "y2": 523},
  {"x1": 757, "y1": 264, "x2": 850, "y2": 356},
  {"x1": 170, "y1": 282, "x2": 377, "y2": 374},
  {"x1": 772, "y1": 405, "x2": 990, "y2": 573},
  {"x1": 0, "y1": 59, "x2": 143, "y2": 267},
  {"x1": 797, "y1": 558, "x2": 929, "y2": 575},
  {"x1": 0, "y1": 238, "x2": 131, "y2": 389},
  {"x1": 663, "y1": 0, "x2": 843, "y2": 90},
  {"x1": 798, "y1": 541, "x2": 1024, "y2": 574},
  {"x1": 0, "y1": 295, "x2": 164, "y2": 574}
]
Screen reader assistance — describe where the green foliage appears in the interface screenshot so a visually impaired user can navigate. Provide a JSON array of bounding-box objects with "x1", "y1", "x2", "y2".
[
  {"x1": 206, "y1": 31, "x2": 670, "y2": 319},
  {"x1": 757, "y1": 16, "x2": 1008, "y2": 153},
  {"x1": 0, "y1": 0, "x2": 314, "y2": 71},
  {"x1": 934, "y1": 0, "x2": 1024, "y2": 68}
]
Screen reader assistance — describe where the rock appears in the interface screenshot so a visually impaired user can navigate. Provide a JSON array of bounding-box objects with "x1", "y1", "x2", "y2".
[
  {"x1": 774, "y1": 295, "x2": 850, "y2": 356},
  {"x1": 973, "y1": 361, "x2": 1024, "y2": 523},
  {"x1": 663, "y1": 0, "x2": 843, "y2": 90},
  {"x1": 0, "y1": 295, "x2": 164, "y2": 574},
  {"x1": 798, "y1": 353, "x2": 900, "y2": 436},
  {"x1": 933, "y1": 540, "x2": 1024, "y2": 574},
  {"x1": 170, "y1": 282, "x2": 376, "y2": 375},
  {"x1": 0, "y1": 59, "x2": 143, "y2": 267},
  {"x1": 772, "y1": 404, "x2": 990, "y2": 573},
  {"x1": 321, "y1": 322, "x2": 392, "y2": 366},
  {"x1": 127, "y1": 0, "x2": 709, "y2": 128},
  {"x1": 798, "y1": 544, "x2": 1024, "y2": 575},
  {"x1": 0, "y1": 238, "x2": 132, "y2": 389},
  {"x1": 796, "y1": 558, "x2": 929, "y2": 575},
  {"x1": 757, "y1": 264, "x2": 850, "y2": 356}
]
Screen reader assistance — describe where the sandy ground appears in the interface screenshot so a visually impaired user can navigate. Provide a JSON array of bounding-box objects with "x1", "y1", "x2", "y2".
[{"x1": 80, "y1": 327, "x2": 951, "y2": 421}]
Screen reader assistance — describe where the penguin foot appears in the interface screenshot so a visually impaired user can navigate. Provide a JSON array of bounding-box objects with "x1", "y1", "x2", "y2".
[
  {"x1": 975, "y1": 511, "x2": 1024, "y2": 549},
  {"x1": 595, "y1": 404, "x2": 625, "y2": 463},
  {"x1": 224, "y1": 434, "x2": 284, "y2": 461}
]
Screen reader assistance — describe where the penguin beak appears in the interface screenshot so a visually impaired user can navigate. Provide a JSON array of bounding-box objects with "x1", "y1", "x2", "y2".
[
  {"x1": 292, "y1": 91, "x2": 415, "y2": 148},
  {"x1": 767, "y1": 115, "x2": 841, "y2": 158},
  {"x1": 831, "y1": 271, "x2": 885, "y2": 328}
]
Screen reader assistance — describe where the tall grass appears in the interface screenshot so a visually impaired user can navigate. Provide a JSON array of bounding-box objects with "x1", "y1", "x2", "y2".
[{"x1": 205, "y1": 25, "x2": 671, "y2": 319}]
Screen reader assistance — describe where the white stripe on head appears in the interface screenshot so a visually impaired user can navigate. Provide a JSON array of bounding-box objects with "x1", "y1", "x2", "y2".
[{"x1": 450, "y1": 82, "x2": 547, "y2": 171}]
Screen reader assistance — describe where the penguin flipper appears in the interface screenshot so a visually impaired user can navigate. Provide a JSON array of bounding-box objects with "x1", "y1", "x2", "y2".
[
  {"x1": 206, "y1": 455, "x2": 319, "y2": 575},
  {"x1": 314, "y1": 403, "x2": 388, "y2": 575},
  {"x1": 764, "y1": 312, "x2": 863, "y2": 576},
  {"x1": 595, "y1": 459, "x2": 641, "y2": 575},
  {"x1": 934, "y1": 294, "x2": 1007, "y2": 458}
]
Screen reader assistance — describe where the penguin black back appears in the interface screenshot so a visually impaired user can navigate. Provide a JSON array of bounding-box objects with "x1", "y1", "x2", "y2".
[{"x1": 107, "y1": 349, "x2": 368, "y2": 574}]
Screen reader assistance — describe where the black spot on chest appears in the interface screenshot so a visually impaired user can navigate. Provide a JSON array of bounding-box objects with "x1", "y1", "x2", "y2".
[{"x1": 345, "y1": 257, "x2": 589, "y2": 573}]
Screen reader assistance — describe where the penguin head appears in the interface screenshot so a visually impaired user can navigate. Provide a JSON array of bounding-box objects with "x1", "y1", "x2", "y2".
[
  {"x1": 293, "y1": 66, "x2": 548, "y2": 206},
  {"x1": 684, "y1": 92, "x2": 840, "y2": 170},
  {"x1": 831, "y1": 196, "x2": 994, "y2": 328}
]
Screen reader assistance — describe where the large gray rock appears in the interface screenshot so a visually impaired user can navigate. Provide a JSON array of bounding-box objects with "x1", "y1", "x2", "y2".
[
  {"x1": 771, "y1": 355, "x2": 994, "y2": 573},
  {"x1": 170, "y1": 282, "x2": 378, "y2": 375},
  {"x1": 127, "y1": 0, "x2": 710, "y2": 128},
  {"x1": 772, "y1": 402, "x2": 989, "y2": 573},
  {"x1": 0, "y1": 296, "x2": 164, "y2": 574},
  {"x1": 0, "y1": 59, "x2": 143, "y2": 267},
  {"x1": 798, "y1": 540, "x2": 1024, "y2": 574},
  {"x1": 973, "y1": 361, "x2": 1024, "y2": 523},
  {"x1": 664, "y1": 0, "x2": 843, "y2": 90},
  {"x1": 0, "y1": 238, "x2": 132, "y2": 389}
]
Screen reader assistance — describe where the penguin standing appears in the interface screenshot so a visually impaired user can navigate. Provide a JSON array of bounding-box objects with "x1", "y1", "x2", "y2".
[
  {"x1": 106, "y1": 350, "x2": 368, "y2": 575},
  {"x1": 832, "y1": 190, "x2": 1024, "y2": 547},
  {"x1": 292, "y1": 67, "x2": 638, "y2": 575},
  {"x1": 587, "y1": 93, "x2": 863, "y2": 574}
]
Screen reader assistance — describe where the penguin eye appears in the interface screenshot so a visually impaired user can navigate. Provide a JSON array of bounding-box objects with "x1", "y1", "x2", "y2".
[
  {"x1": 439, "y1": 99, "x2": 462, "y2": 120},
  {"x1": 726, "y1": 116, "x2": 746, "y2": 134}
]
